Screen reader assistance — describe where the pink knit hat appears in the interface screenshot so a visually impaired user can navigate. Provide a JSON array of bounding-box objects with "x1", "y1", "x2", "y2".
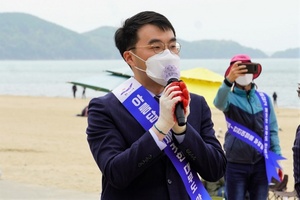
[{"x1": 225, "y1": 54, "x2": 262, "y2": 79}]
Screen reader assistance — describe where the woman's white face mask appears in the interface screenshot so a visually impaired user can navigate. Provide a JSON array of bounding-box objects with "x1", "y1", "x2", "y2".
[
  {"x1": 130, "y1": 49, "x2": 180, "y2": 86},
  {"x1": 235, "y1": 74, "x2": 253, "y2": 86}
]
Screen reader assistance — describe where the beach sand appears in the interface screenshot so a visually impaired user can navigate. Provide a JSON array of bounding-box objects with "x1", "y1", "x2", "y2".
[{"x1": 0, "y1": 95, "x2": 299, "y2": 194}]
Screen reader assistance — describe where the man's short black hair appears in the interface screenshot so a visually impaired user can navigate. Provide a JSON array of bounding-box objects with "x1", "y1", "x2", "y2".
[{"x1": 114, "y1": 11, "x2": 176, "y2": 58}]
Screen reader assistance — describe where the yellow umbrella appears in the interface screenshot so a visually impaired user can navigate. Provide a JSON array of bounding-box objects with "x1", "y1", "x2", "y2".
[{"x1": 180, "y1": 68, "x2": 223, "y2": 108}]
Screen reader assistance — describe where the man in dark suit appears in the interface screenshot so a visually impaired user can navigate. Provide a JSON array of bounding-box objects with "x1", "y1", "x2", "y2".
[
  {"x1": 86, "y1": 11, "x2": 226, "y2": 200},
  {"x1": 293, "y1": 84, "x2": 300, "y2": 197}
]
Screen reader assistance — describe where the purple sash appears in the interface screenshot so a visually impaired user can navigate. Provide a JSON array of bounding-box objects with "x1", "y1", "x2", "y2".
[
  {"x1": 113, "y1": 78, "x2": 210, "y2": 200},
  {"x1": 226, "y1": 91, "x2": 285, "y2": 183}
]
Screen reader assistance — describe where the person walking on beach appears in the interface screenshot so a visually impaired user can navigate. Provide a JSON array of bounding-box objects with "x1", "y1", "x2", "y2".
[
  {"x1": 86, "y1": 11, "x2": 226, "y2": 200},
  {"x1": 213, "y1": 54, "x2": 284, "y2": 200},
  {"x1": 293, "y1": 83, "x2": 300, "y2": 197},
  {"x1": 273, "y1": 91, "x2": 278, "y2": 106},
  {"x1": 72, "y1": 85, "x2": 77, "y2": 99},
  {"x1": 82, "y1": 87, "x2": 86, "y2": 99},
  {"x1": 297, "y1": 83, "x2": 300, "y2": 98}
]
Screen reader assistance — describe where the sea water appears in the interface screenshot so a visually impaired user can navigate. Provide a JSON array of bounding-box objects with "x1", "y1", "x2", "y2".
[{"x1": 0, "y1": 59, "x2": 299, "y2": 108}]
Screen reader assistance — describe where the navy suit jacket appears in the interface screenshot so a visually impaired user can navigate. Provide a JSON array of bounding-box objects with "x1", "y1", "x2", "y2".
[
  {"x1": 293, "y1": 125, "x2": 300, "y2": 197},
  {"x1": 86, "y1": 92, "x2": 226, "y2": 200}
]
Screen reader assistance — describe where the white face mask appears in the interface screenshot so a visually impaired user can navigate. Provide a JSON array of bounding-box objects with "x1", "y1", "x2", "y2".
[
  {"x1": 130, "y1": 49, "x2": 180, "y2": 86},
  {"x1": 235, "y1": 74, "x2": 253, "y2": 86}
]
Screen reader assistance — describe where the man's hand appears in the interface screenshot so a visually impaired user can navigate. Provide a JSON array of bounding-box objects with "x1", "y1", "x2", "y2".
[
  {"x1": 166, "y1": 81, "x2": 190, "y2": 134},
  {"x1": 166, "y1": 81, "x2": 190, "y2": 117}
]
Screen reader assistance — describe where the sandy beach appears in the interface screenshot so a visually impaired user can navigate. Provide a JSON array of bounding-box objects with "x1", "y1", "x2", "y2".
[{"x1": 0, "y1": 95, "x2": 299, "y2": 195}]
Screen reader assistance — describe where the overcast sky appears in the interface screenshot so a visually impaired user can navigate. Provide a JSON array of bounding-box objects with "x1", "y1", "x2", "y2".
[{"x1": 1, "y1": 0, "x2": 299, "y2": 53}]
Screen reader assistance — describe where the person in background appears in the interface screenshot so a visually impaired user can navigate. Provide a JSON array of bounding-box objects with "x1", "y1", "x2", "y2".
[
  {"x1": 72, "y1": 84, "x2": 77, "y2": 99},
  {"x1": 86, "y1": 11, "x2": 226, "y2": 200},
  {"x1": 82, "y1": 87, "x2": 86, "y2": 99},
  {"x1": 272, "y1": 92, "x2": 278, "y2": 106},
  {"x1": 297, "y1": 84, "x2": 300, "y2": 98},
  {"x1": 293, "y1": 83, "x2": 300, "y2": 197},
  {"x1": 213, "y1": 54, "x2": 283, "y2": 200}
]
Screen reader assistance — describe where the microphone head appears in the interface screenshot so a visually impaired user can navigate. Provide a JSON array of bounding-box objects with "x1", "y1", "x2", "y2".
[{"x1": 163, "y1": 65, "x2": 180, "y2": 85}]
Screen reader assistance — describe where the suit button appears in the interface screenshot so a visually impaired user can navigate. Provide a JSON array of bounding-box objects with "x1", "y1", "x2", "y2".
[{"x1": 167, "y1": 179, "x2": 172, "y2": 184}]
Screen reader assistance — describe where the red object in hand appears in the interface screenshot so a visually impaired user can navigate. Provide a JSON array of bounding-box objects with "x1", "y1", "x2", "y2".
[
  {"x1": 178, "y1": 81, "x2": 189, "y2": 108},
  {"x1": 167, "y1": 81, "x2": 190, "y2": 110},
  {"x1": 167, "y1": 81, "x2": 190, "y2": 125},
  {"x1": 278, "y1": 169, "x2": 283, "y2": 181}
]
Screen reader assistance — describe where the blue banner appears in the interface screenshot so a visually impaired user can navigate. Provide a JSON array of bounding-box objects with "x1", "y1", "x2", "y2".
[
  {"x1": 226, "y1": 91, "x2": 285, "y2": 183},
  {"x1": 164, "y1": 134, "x2": 211, "y2": 200},
  {"x1": 256, "y1": 91, "x2": 286, "y2": 182}
]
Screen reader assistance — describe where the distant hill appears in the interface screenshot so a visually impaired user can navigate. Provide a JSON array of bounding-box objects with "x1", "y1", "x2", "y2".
[
  {"x1": 82, "y1": 26, "x2": 120, "y2": 59},
  {"x1": 0, "y1": 12, "x2": 103, "y2": 59},
  {"x1": 0, "y1": 12, "x2": 298, "y2": 60},
  {"x1": 270, "y1": 48, "x2": 300, "y2": 58},
  {"x1": 178, "y1": 39, "x2": 268, "y2": 58}
]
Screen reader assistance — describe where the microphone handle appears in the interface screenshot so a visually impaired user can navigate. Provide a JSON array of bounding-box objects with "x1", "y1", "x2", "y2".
[{"x1": 175, "y1": 101, "x2": 186, "y2": 126}]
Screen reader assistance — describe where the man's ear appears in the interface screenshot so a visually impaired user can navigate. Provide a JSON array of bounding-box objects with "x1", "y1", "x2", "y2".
[{"x1": 123, "y1": 51, "x2": 134, "y2": 68}]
